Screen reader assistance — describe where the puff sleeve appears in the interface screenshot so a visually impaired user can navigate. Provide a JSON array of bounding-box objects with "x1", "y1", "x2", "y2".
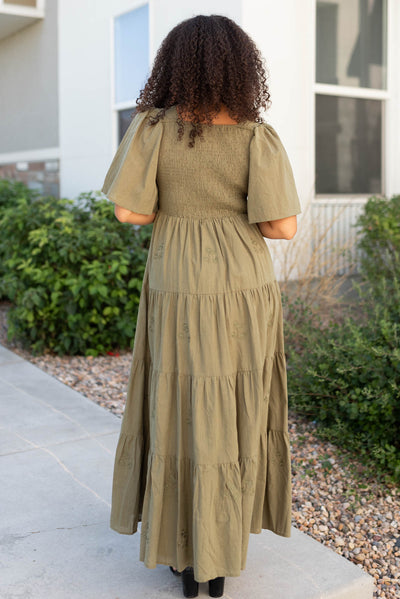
[
  {"x1": 247, "y1": 123, "x2": 301, "y2": 224},
  {"x1": 101, "y1": 109, "x2": 163, "y2": 215}
]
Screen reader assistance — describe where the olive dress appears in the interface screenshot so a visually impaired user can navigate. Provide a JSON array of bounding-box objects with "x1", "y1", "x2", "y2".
[{"x1": 101, "y1": 105, "x2": 301, "y2": 584}]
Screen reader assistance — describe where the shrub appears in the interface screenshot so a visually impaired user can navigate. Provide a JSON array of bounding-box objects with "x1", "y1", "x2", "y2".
[
  {"x1": 0, "y1": 179, "x2": 41, "y2": 292},
  {"x1": 0, "y1": 187, "x2": 153, "y2": 355},
  {"x1": 356, "y1": 194, "x2": 400, "y2": 287},
  {"x1": 0, "y1": 178, "x2": 40, "y2": 209},
  {"x1": 285, "y1": 283, "x2": 400, "y2": 482},
  {"x1": 284, "y1": 194, "x2": 400, "y2": 482}
]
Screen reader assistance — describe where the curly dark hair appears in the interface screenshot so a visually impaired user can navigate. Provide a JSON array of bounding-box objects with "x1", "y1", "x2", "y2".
[{"x1": 134, "y1": 14, "x2": 271, "y2": 147}]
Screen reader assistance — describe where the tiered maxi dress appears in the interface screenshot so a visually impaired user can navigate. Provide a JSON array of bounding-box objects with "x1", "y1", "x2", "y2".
[{"x1": 101, "y1": 105, "x2": 301, "y2": 584}]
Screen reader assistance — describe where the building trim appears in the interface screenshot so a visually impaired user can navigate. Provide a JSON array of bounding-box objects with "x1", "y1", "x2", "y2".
[
  {"x1": 314, "y1": 83, "x2": 389, "y2": 101},
  {"x1": 0, "y1": 0, "x2": 45, "y2": 18},
  {"x1": 114, "y1": 100, "x2": 137, "y2": 111},
  {"x1": 313, "y1": 197, "x2": 369, "y2": 204},
  {"x1": 0, "y1": 147, "x2": 60, "y2": 165}
]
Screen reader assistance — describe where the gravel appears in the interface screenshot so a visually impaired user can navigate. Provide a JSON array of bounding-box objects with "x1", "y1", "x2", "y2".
[{"x1": 1, "y1": 302, "x2": 399, "y2": 598}]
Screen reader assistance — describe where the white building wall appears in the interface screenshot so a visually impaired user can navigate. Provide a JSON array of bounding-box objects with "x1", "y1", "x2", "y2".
[
  {"x1": 151, "y1": 0, "x2": 242, "y2": 66},
  {"x1": 386, "y1": 0, "x2": 400, "y2": 197},
  {"x1": 242, "y1": 0, "x2": 315, "y2": 279},
  {"x1": 242, "y1": 0, "x2": 315, "y2": 203}
]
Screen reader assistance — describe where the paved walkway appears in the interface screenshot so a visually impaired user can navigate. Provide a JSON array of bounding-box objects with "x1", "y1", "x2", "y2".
[{"x1": 0, "y1": 343, "x2": 375, "y2": 598}]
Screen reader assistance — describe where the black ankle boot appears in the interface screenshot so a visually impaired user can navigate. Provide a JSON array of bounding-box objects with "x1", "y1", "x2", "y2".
[
  {"x1": 208, "y1": 576, "x2": 225, "y2": 597},
  {"x1": 182, "y1": 567, "x2": 199, "y2": 598}
]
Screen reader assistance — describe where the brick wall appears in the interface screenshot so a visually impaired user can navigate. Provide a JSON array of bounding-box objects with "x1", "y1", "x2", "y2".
[{"x1": 0, "y1": 160, "x2": 60, "y2": 198}]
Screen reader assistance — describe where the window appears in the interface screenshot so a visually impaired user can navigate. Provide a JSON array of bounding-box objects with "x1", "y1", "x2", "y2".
[
  {"x1": 316, "y1": 95, "x2": 382, "y2": 194},
  {"x1": 114, "y1": 4, "x2": 149, "y2": 142},
  {"x1": 315, "y1": 0, "x2": 388, "y2": 195}
]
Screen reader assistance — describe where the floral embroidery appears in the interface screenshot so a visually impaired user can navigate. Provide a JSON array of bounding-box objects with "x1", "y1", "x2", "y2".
[
  {"x1": 216, "y1": 503, "x2": 230, "y2": 522},
  {"x1": 221, "y1": 481, "x2": 242, "y2": 505},
  {"x1": 164, "y1": 467, "x2": 178, "y2": 491},
  {"x1": 250, "y1": 237, "x2": 264, "y2": 253},
  {"x1": 185, "y1": 399, "x2": 193, "y2": 425},
  {"x1": 143, "y1": 521, "x2": 150, "y2": 543},
  {"x1": 153, "y1": 242, "x2": 165, "y2": 259},
  {"x1": 241, "y1": 480, "x2": 255, "y2": 495},
  {"x1": 119, "y1": 454, "x2": 132, "y2": 468},
  {"x1": 148, "y1": 315, "x2": 155, "y2": 333},
  {"x1": 150, "y1": 398, "x2": 157, "y2": 420},
  {"x1": 231, "y1": 320, "x2": 246, "y2": 338},
  {"x1": 223, "y1": 483, "x2": 231, "y2": 498},
  {"x1": 204, "y1": 247, "x2": 218, "y2": 263},
  {"x1": 270, "y1": 445, "x2": 286, "y2": 469},
  {"x1": 177, "y1": 529, "x2": 188, "y2": 548},
  {"x1": 119, "y1": 443, "x2": 133, "y2": 468},
  {"x1": 179, "y1": 322, "x2": 190, "y2": 340}
]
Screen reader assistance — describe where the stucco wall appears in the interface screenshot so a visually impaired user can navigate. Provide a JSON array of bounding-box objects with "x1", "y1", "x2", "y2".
[{"x1": 0, "y1": 0, "x2": 58, "y2": 154}]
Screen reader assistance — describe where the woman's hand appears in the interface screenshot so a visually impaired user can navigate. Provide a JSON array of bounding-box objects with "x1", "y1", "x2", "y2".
[
  {"x1": 114, "y1": 204, "x2": 157, "y2": 225},
  {"x1": 257, "y1": 215, "x2": 297, "y2": 240}
]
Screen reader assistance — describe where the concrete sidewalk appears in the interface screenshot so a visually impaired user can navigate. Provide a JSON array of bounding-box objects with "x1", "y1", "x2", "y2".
[{"x1": 0, "y1": 343, "x2": 375, "y2": 598}]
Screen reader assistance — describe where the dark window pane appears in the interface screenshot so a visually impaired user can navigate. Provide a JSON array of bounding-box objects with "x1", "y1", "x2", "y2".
[
  {"x1": 118, "y1": 107, "x2": 137, "y2": 143},
  {"x1": 316, "y1": 0, "x2": 387, "y2": 89},
  {"x1": 315, "y1": 95, "x2": 382, "y2": 194}
]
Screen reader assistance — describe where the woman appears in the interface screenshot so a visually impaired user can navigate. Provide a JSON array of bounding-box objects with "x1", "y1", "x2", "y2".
[{"x1": 101, "y1": 14, "x2": 301, "y2": 599}]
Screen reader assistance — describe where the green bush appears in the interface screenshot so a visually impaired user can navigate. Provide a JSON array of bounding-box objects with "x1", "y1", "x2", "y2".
[
  {"x1": 285, "y1": 285, "x2": 400, "y2": 482},
  {"x1": 0, "y1": 178, "x2": 40, "y2": 209},
  {"x1": 0, "y1": 179, "x2": 41, "y2": 291},
  {"x1": 285, "y1": 194, "x2": 400, "y2": 482},
  {"x1": 356, "y1": 194, "x2": 400, "y2": 287},
  {"x1": 0, "y1": 185, "x2": 153, "y2": 355}
]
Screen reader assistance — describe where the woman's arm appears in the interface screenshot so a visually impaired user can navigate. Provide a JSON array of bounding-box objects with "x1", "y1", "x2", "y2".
[
  {"x1": 257, "y1": 215, "x2": 297, "y2": 240},
  {"x1": 114, "y1": 204, "x2": 157, "y2": 225}
]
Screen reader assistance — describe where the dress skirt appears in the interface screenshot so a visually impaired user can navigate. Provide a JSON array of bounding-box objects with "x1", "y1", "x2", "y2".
[{"x1": 109, "y1": 209, "x2": 292, "y2": 583}]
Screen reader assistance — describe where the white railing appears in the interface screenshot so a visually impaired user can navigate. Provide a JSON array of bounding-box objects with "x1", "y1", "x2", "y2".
[
  {"x1": 311, "y1": 198, "x2": 368, "y2": 276},
  {"x1": 268, "y1": 197, "x2": 369, "y2": 283}
]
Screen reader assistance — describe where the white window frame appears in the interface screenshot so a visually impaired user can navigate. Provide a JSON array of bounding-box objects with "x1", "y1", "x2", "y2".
[
  {"x1": 312, "y1": 0, "x2": 393, "y2": 202},
  {"x1": 109, "y1": 1, "x2": 151, "y2": 153}
]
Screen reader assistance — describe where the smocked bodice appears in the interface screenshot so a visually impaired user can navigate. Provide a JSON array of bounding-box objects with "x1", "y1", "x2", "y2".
[{"x1": 157, "y1": 107, "x2": 257, "y2": 219}]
